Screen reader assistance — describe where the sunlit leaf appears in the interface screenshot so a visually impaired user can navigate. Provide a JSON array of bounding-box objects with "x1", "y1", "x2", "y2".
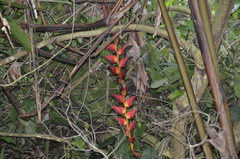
[
  {"x1": 74, "y1": 137, "x2": 85, "y2": 149},
  {"x1": 150, "y1": 79, "x2": 168, "y2": 88},
  {"x1": 168, "y1": 90, "x2": 184, "y2": 100},
  {"x1": 8, "y1": 20, "x2": 31, "y2": 52}
]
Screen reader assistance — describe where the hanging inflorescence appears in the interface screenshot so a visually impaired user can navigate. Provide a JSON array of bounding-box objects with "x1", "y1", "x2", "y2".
[{"x1": 102, "y1": 37, "x2": 141, "y2": 157}]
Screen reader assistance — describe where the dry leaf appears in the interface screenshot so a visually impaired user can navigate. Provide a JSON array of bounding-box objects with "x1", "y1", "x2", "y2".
[
  {"x1": 8, "y1": 61, "x2": 21, "y2": 81},
  {"x1": 154, "y1": 5, "x2": 161, "y2": 36},
  {"x1": 125, "y1": 32, "x2": 149, "y2": 96},
  {"x1": 132, "y1": 1, "x2": 147, "y2": 15},
  {"x1": 206, "y1": 124, "x2": 230, "y2": 159}
]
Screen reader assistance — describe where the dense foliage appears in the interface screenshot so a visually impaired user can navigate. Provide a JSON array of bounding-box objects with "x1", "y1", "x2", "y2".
[{"x1": 0, "y1": 0, "x2": 239, "y2": 158}]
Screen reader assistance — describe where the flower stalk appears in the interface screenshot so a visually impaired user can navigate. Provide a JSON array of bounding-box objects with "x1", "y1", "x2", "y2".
[{"x1": 102, "y1": 37, "x2": 141, "y2": 157}]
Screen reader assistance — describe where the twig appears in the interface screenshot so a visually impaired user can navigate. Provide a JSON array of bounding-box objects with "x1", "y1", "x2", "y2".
[{"x1": 0, "y1": 132, "x2": 72, "y2": 144}]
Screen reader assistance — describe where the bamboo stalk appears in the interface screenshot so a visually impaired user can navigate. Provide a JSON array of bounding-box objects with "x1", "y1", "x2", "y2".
[
  {"x1": 158, "y1": 0, "x2": 214, "y2": 158},
  {"x1": 198, "y1": 0, "x2": 235, "y2": 148},
  {"x1": 189, "y1": 0, "x2": 237, "y2": 158}
]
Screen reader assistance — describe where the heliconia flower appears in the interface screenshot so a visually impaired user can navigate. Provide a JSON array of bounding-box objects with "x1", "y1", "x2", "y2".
[
  {"x1": 118, "y1": 57, "x2": 133, "y2": 68},
  {"x1": 117, "y1": 70, "x2": 127, "y2": 84},
  {"x1": 106, "y1": 44, "x2": 117, "y2": 53},
  {"x1": 127, "y1": 121, "x2": 137, "y2": 131},
  {"x1": 125, "y1": 109, "x2": 138, "y2": 119},
  {"x1": 120, "y1": 84, "x2": 128, "y2": 96},
  {"x1": 111, "y1": 106, "x2": 126, "y2": 115},
  {"x1": 108, "y1": 66, "x2": 120, "y2": 75},
  {"x1": 115, "y1": 117, "x2": 128, "y2": 126},
  {"x1": 129, "y1": 137, "x2": 135, "y2": 143},
  {"x1": 124, "y1": 129, "x2": 131, "y2": 137},
  {"x1": 115, "y1": 37, "x2": 120, "y2": 45},
  {"x1": 123, "y1": 96, "x2": 136, "y2": 108},
  {"x1": 131, "y1": 148, "x2": 142, "y2": 157},
  {"x1": 117, "y1": 45, "x2": 133, "y2": 56},
  {"x1": 112, "y1": 94, "x2": 124, "y2": 103},
  {"x1": 103, "y1": 55, "x2": 118, "y2": 63}
]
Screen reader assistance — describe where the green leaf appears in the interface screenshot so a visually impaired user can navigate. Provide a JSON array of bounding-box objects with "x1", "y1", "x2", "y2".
[
  {"x1": 7, "y1": 145, "x2": 23, "y2": 153},
  {"x1": 140, "y1": 146, "x2": 158, "y2": 159},
  {"x1": 0, "y1": 1, "x2": 29, "y2": 9},
  {"x1": 151, "y1": 0, "x2": 158, "y2": 11},
  {"x1": 23, "y1": 99, "x2": 36, "y2": 113},
  {"x1": 230, "y1": 107, "x2": 240, "y2": 122},
  {"x1": 234, "y1": 84, "x2": 240, "y2": 99},
  {"x1": 115, "y1": 139, "x2": 131, "y2": 159},
  {"x1": 10, "y1": 107, "x2": 18, "y2": 122},
  {"x1": 135, "y1": 123, "x2": 147, "y2": 137},
  {"x1": 234, "y1": 75, "x2": 240, "y2": 99},
  {"x1": 168, "y1": 90, "x2": 184, "y2": 100},
  {"x1": 0, "y1": 136, "x2": 16, "y2": 144},
  {"x1": 51, "y1": 109, "x2": 69, "y2": 126},
  {"x1": 115, "y1": 132, "x2": 130, "y2": 158},
  {"x1": 99, "y1": 136, "x2": 116, "y2": 148},
  {"x1": 24, "y1": 120, "x2": 36, "y2": 134},
  {"x1": 8, "y1": 20, "x2": 31, "y2": 52},
  {"x1": 74, "y1": 137, "x2": 85, "y2": 149},
  {"x1": 0, "y1": 146, "x2": 5, "y2": 159},
  {"x1": 150, "y1": 79, "x2": 168, "y2": 88}
]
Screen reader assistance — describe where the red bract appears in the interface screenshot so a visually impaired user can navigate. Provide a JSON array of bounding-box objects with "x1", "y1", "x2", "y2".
[
  {"x1": 102, "y1": 36, "x2": 141, "y2": 157},
  {"x1": 103, "y1": 55, "x2": 118, "y2": 63},
  {"x1": 118, "y1": 57, "x2": 133, "y2": 68},
  {"x1": 117, "y1": 70, "x2": 127, "y2": 84},
  {"x1": 117, "y1": 45, "x2": 133, "y2": 56},
  {"x1": 120, "y1": 84, "x2": 128, "y2": 96},
  {"x1": 115, "y1": 37, "x2": 120, "y2": 45},
  {"x1": 123, "y1": 96, "x2": 136, "y2": 108},
  {"x1": 124, "y1": 129, "x2": 131, "y2": 137},
  {"x1": 129, "y1": 137, "x2": 135, "y2": 143},
  {"x1": 106, "y1": 44, "x2": 117, "y2": 53},
  {"x1": 127, "y1": 121, "x2": 137, "y2": 131},
  {"x1": 125, "y1": 109, "x2": 138, "y2": 119},
  {"x1": 115, "y1": 117, "x2": 127, "y2": 126},
  {"x1": 131, "y1": 148, "x2": 142, "y2": 157},
  {"x1": 112, "y1": 94, "x2": 124, "y2": 103},
  {"x1": 108, "y1": 66, "x2": 120, "y2": 75},
  {"x1": 111, "y1": 106, "x2": 126, "y2": 115}
]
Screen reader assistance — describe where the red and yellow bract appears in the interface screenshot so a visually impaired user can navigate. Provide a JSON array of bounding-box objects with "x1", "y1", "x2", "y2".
[{"x1": 102, "y1": 36, "x2": 141, "y2": 157}]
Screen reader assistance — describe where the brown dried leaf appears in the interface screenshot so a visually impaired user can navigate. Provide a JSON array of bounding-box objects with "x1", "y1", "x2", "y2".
[
  {"x1": 154, "y1": 5, "x2": 161, "y2": 36},
  {"x1": 206, "y1": 124, "x2": 230, "y2": 158},
  {"x1": 8, "y1": 61, "x2": 21, "y2": 81},
  {"x1": 107, "y1": 0, "x2": 136, "y2": 25},
  {"x1": 125, "y1": 32, "x2": 149, "y2": 96},
  {"x1": 132, "y1": 1, "x2": 147, "y2": 15}
]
